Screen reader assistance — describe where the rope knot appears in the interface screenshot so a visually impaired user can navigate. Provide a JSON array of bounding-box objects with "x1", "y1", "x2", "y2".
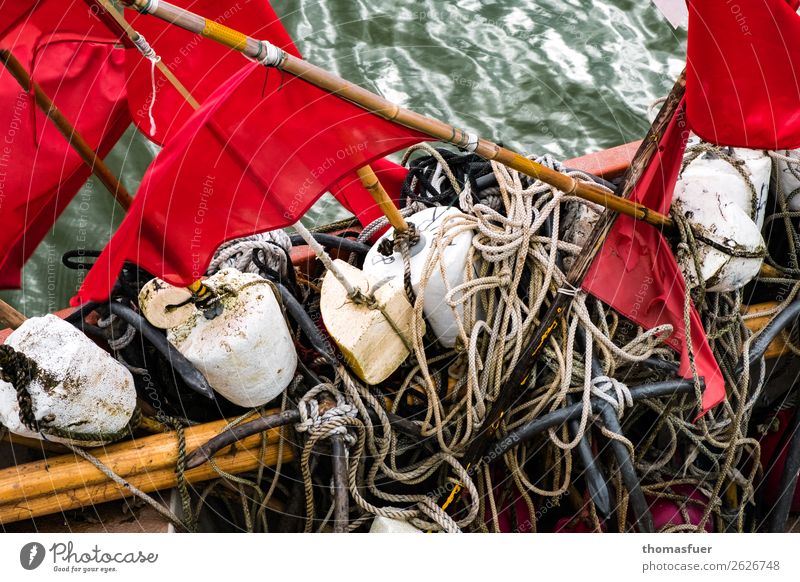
[
  {"x1": 591, "y1": 375, "x2": 632, "y2": 418},
  {"x1": 377, "y1": 222, "x2": 420, "y2": 257},
  {"x1": 295, "y1": 383, "x2": 358, "y2": 444}
]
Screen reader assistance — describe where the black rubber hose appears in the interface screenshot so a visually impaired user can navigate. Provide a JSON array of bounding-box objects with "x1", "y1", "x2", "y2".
[
  {"x1": 768, "y1": 407, "x2": 800, "y2": 532},
  {"x1": 597, "y1": 402, "x2": 654, "y2": 533},
  {"x1": 185, "y1": 410, "x2": 300, "y2": 469},
  {"x1": 580, "y1": 335, "x2": 651, "y2": 531},
  {"x1": 639, "y1": 357, "x2": 680, "y2": 374},
  {"x1": 107, "y1": 302, "x2": 215, "y2": 400},
  {"x1": 272, "y1": 280, "x2": 337, "y2": 364},
  {"x1": 744, "y1": 298, "x2": 800, "y2": 369},
  {"x1": 488, "y1": 378, "x2": 698, "y2": 459},
  {"x1": 289, "y1": 233, "x2": 371, "y2": 255},
  {"x1": 569, "y1": 406, "x2": 612, "y2": 519}
]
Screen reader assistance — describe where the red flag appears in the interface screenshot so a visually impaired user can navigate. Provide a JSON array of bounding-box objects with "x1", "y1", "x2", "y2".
[
  {"x1": 583, "y1": 99, "x2": 726, "y2": 414},
  {"x1": 123, "y1": 0, "x2": 408, "y2": 227},
  {"x1": 330, "y1": 157, "x2": 410, "y2": 227},
  {"x1": 0, "y1": 2, "x2": 130, "y2": 288},
  {"x1": 123, "y1": 0, "x2": 297, "y2": 145},
  {"x1": 0, "y1": 3, "x2": 38, "y2": 38},
  {"x1": 686, "y1": 0, "x2": 800, "y2": 149},
  {"x1": 73, "y1": 62, "x2": 428, "y2": 304}
]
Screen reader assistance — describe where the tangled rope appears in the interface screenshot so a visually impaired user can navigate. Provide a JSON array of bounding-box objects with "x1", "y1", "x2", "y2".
[{"x1": 207, "y1": 230, "x2": 292, "y2": 278}]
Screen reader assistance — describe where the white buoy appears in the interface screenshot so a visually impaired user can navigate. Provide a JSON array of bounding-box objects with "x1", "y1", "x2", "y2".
[
  {"x1": 364, "y1": 207, "x2": 474, "y2": 348},
  {"x1": 369, "y1": 516, "x2": 422, "y2": 533},
  {"x1": 138, "y1": 278, "x2": 195, "y2": 329},
  {"x1": 676, "y1": 147, "x2": 771, "y2": 228},
  {"x1": 671, "y1": 193, "x2": 766, "y2": 292},
  {"x1": 0, "y1": 315, "x2": 137, "y2": 445},
  {"x1": 164, "y1": 269, "x2": 298, "y2": 408},
  {"x1": 669, "y1": 145, "x2": 769, "y2": 292}
]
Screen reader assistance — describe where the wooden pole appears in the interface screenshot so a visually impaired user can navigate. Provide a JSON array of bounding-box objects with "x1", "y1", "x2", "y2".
[
  {"x1": 355, "y1": 166, "x2": 409, "y2": 232},
  {"x1": 0, "y1": 299, "x2": 25, "y2": 330},
  {"x1": 121, "y1": 0, "x2": 674, "y2": 231},
  {"x1": 330, "y1": 434, "x2": 349, "y2": 533},
  {"x1": 0, "y1": 414, "x2": 292, "y2": 524},
  {"x1": 0, "y1": 50, "x2": 133, "y2": 211}
]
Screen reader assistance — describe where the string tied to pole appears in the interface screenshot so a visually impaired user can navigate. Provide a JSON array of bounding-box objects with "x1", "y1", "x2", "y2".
[{"x1": 131, "y1": 34, "x2": 162, "y2": 137}]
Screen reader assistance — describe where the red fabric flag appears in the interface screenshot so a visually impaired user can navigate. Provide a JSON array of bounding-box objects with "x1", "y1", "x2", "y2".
[
  {"x1": 123, "y1": 0, "x2": 408, "y2": 227},
  {"x1": 330, "y1": 157, "x2": 410, "y2": 227},
  {"x1": 73, "y1": 62, "x2": 429, "y2": 304},
  {"x1": 0, "y1": 3, "x2": 38, "y2": 38},
  {"x1": 583, "y1": 99, "x2": 726, "y2": 414},
  {"x1": 0, "y1": 2, "x2": 129, "y2": 288},
  {"x1": 686, "y1": 0, "x2": 800, "y2": 149},
  {"x1": 123, "y1": 0, "x2": 297, "y2": 145}
]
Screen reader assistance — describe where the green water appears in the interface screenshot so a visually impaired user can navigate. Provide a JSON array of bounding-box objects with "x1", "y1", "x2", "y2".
[{"x1": 1, "y1": 0, "x2": 686, "y2": 316}]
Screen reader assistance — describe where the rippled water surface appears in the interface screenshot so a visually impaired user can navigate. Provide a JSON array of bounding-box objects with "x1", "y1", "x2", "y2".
[{"x1": 1, "y1": 0, "x2": 686, "y2": 315}]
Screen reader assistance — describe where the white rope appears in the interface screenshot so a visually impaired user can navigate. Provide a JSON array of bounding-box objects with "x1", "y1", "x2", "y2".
[
  {"x1": 295, "y1": 383, "x2": 358, "y2": 444},
  {"x1": 768, "y1": 150, "x2": 800, "y2": 164},
  {"x1": 293, "y1": 221, "x2": 359, "y2": 295},
  {"x1": 139, "y1": 0, "x2": 160, "y2": 14},
  {"x1": 591, "y1": 375, "x2": 633, "y2": 417},
  {"x1": 255, "y1": 41, "x2": 284, "y2": 67},
  {"x1": 132, "y1": 34, "x2": 161, "y2": 137}
]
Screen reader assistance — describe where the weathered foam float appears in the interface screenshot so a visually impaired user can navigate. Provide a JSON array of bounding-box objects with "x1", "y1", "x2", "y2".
[
  {"x1": 139, "y1": 269, "x2": 298, "y2": 407},
  {"x1": 0, "y1": 315, "x2": 137, "y2": 446}
]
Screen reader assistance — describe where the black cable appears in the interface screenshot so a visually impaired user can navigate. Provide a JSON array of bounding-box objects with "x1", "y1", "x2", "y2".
[
  {"x1": 288, "y1": 233, "x2": 371, "y2": 255},
  {"x1": 61, "y1": 249, "x2": 102, "y2": 271},
  {"x1": 107, "y1": 302, "x2": 215, "y2": 400}
]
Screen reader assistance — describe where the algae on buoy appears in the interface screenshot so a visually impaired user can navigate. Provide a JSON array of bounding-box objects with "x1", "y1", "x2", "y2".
[{"x1": 0, "y1": 315, "x2": 137, "y2": 446}]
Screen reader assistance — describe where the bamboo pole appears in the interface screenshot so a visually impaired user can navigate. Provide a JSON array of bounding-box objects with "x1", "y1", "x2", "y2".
[
  {"x1": 0, "y1": 299, "x2": 25, "y2": 330},
  {"x1": 355, "y1": 166, "x2": 409, "y2": 232},
  {"x1": 121, "y1": 0, "x2": 674, "y2": 231},
  {"x1": 0, "y1": 414, "x2": 292, "y2": 524},
  {"x1": 0, "y1": 50, "x2": 133, "y2": 211},
  {"x1": 0, "y1": 441, "x2": 288, "y2": 524},
  {"x1": 0, "y1": 413, "x2": 280, "y2": 507}
]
